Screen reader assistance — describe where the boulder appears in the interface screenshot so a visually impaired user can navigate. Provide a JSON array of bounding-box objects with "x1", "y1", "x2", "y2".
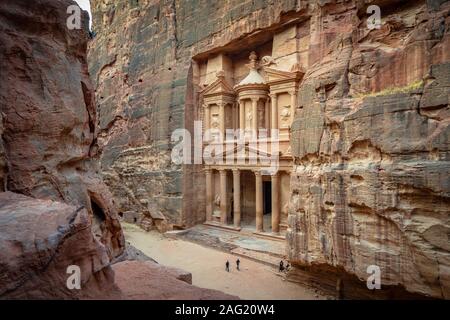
[{"x1": 0, "y1": 192, "x2": 122, "y2": 299}]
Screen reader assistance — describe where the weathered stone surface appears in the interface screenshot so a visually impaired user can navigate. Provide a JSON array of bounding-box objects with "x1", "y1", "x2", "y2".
[
  {"x1": 0, "y1": 0, "x2": 124, "y2": 258},
  {"x1": 289, "y1": 1, "x2": 450, "y2": 299},
  {"x1": 112, "y1": 260, "x2": 238, "y2": 300},
  {"x1": 88, "y1": 0, "x2": 311, "y2": 229},
  {"x1": 0, "y1": 192, "x2": 122, "y2": 299},
  {"x1": 89, "y1": 0, "x2": 450, "y2": 299},
  {"x1": 0, "y1": 0, "x2": 236, "y2": 301}
]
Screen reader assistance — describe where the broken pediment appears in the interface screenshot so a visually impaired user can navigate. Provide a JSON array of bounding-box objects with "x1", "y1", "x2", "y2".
[
  {"x1": 201, "y1": 72, "x2": 235, "y2": 97},
  {"x1": 212, "y1": 143, "x2": 274, "y2": 159},
  {"x1": 263, "y1": 66, "x2": 304, "y2": 84}
]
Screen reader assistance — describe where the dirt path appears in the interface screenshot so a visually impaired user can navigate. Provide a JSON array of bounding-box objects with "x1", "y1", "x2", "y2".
[{"x1": 122, "y1": 223, "x2": 325, "y2": 300}]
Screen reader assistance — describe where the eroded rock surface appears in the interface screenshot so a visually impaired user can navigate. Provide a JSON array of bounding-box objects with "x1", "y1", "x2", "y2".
[
  {"x1": 0, "y1": 192, "x2": 122, "y2": 299},
  {"x1": 89, "y1": 0, "x2": 450, "y2": 299},
  {"x1": 0, "y1": 0, "x2": 238, "y2": 301},
  {"x1": 0, "y1": 0, "x2": 124, "y2": 258},
  {"x1": 288, "y1": 1, "x2": 450, "y2": 299},
  {"x1": 88, "y1": 0, "x2": 314, "y2": 230},
  {"x1": 113, "y1": 260, "x2": 238, "y2": 300}
]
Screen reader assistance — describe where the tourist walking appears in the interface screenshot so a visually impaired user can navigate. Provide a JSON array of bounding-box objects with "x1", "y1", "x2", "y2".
[
  {"x1": 236, "y1": 258, "x2": 240, "y2": 271},
  {"x1": 225, "y1": 260, "x2": 230, "y2": 272},
  {"x1": 279, "y1": 260, "x2": 284, "y2": 272}
]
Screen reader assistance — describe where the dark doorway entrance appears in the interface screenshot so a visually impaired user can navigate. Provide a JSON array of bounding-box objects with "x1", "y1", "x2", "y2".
[{"x1": 263, "y1": 181, "x2": 272, "y2": 214}]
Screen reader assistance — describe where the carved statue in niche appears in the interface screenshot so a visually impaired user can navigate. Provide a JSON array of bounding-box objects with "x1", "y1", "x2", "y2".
[
  {"x1": 214, "y1": 194, "x2": 220, "y2": 206},
  {"x1": 280, "y1": 106, "x2": 291, "y2": 126},
  {"x1": 211, "y1": 114, "x2": 219, "y2": 128},
  {"x1": 210, "y1": 113, "x2": 220, "y2": 140}
]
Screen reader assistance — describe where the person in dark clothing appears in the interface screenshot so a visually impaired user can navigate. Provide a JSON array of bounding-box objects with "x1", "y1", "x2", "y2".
[
  {"x1": 285, "y1": 262, "x2": 290, "y2": 272},
  {"x1": 236, "y1": 259, "x2": 240, "y2": 271},
  {"x1": 279, "y1": 260, "x2": 284, "y2": 272},
  {"x1": 226, "y1": 260, "x2": 230, "y2": 272}
]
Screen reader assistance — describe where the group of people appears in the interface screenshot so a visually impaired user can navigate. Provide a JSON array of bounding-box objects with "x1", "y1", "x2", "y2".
[
  {"x1": 225, "y1": 259, "x2": 240, "y2": 272},
  {"x1": 224, "y1": 259, "x2": 290, "y2": 273},
  {"x1": 279, "y1": 260, "x2": 290, "y2": 272}
]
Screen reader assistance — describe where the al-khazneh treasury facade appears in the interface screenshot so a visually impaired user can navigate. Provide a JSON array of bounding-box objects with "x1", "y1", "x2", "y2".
[{"x1": 196, "y1": 29, "x2": 305, "y2": 236}]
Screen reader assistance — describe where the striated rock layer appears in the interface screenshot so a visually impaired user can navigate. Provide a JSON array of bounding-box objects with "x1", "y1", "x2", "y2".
[
  {"x1": 0, "y1": 192, "x2": 122, "y2": 299},
  {"x1": 0, "y1": 0, "x2": 236, "y2": 300},
  {"x1": 0, "y1": 192, "x2": 236, "y2": 300},
  {"x1": 90, "y1": 0, "x2": 450, "y2": 299},
  {"x1": 88, "y1": 0, "x2": 315, "y2": 230},
  {"x1": 0, "y1": 0, "x2": 124, "y2": 258},
  {"x1": 288, "y1": 1, "x2": 450, "y2": 299}
]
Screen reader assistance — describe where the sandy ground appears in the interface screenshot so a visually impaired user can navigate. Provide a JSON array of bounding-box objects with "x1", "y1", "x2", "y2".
[{"x1": 122, "y1": 223, "x2": 324, "y2": 300}]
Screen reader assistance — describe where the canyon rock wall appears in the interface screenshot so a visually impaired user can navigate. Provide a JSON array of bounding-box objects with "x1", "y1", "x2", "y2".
[
  {"x1": 89, "y1": 0, "x2": 450, "y2": 298},
  {"x1": 88, "y1": 0, "x2": 309, "y2": 230},
  {"x1": 0, "y1": 0, "x2": 124, "y2": 258},
  {"x1": 289, "y1": 0, "x2": 450, "y2": 299},
  {"x1": 0, "y1": 192, "x2": 122, "y2": 299},
  {"x1": 0, "y1": 0, "x2": 238, "y2": 300}
]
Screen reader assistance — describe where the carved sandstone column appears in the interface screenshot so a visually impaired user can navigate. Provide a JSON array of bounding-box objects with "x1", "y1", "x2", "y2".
[
  {"x1": 270, "y1": 93, "x2": 278, "y2": 131},
  {"x1": 233, "y1": 103, "x2": 239, "y2": 130},
  {"x1": 271, "y1": 172, "x2": 280, "y2": 234},
  {"x1": 290, "y1": 91, "x2": 297, "y2": 124},
  {"x1": 265, "y1": 98, "x2": 270, "y2": 132},
  {"x1": 219, "y1": 102, "x2": 225, "y2": 140},
  {"x1": 255, "y1": 171, "x2": 263, "y2": 232},
  {"x1": 219, "y1": 169, "x2": 228, "y2": 225},
  {"x1": 251, "y1": 98, "x2": 258, "y2": 138},
  {"x1": 239, "y1": 99, "x2": 245, "y2": 132},
  {"x1": 204, "y1": 104, "x2": 211, "y2": 141},
  {"x1": 205, "y1": 168, "x2": 213, "y2": 222},
  {"x1": 204, "y1": 104, "x2": 210, "y2": 132},
  {"x1": 232, "y1": 169, "x2": 241, "y2": 228}
]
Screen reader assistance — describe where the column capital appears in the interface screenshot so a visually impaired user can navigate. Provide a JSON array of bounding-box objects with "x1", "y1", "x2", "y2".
[
  {"x1": 270, "y1": 171, "x2": 279, "y2": 178},
  {"x1": 269, "y1": 93, "x2": 277, "y2": 99},
  {"x1": 232, "y1": 168, "x2": 240, "y2": 173},
  {"x1": 289, "y1": 90, "x2": 298, "y2": 96},
  {"x1": 251, "y1": 97, "x2": 259, "y2": 103},
  {"x1": 204, "y1": 168, "x2": 212, "y2": 173},
  {"x1": 219, "y1": 169, "x2": 227, "y2": 175},
  {"x1": 253, "y1": 170, "x2": 262, "y2": 177}
]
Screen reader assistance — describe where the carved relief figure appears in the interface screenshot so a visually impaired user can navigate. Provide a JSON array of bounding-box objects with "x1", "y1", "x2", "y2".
[
  {"x1": 211, "y1": 114, "x2": 219, "y2": 129},
  {"x1": 260, "y1": 55, "x2": 276, "y2": 67},
  {"x1": 214, "y1": 194, "x2": 220, "y2": 206},
  {"x1": 280, "y1": 106, "x2": 291, "y2": 126}
]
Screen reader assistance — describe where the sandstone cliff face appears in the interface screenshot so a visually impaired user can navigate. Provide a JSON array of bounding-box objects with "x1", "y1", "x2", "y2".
[
  {"x1": 0, "y1": 0, "x2": 237, "y2": 300},
  {"x1": 289, "y1": 0, "x2": 450, "y2": 299},
  {"x1": 0, "y1": 0, "x2": 124, "y2": 258},
  {"x1": 0, "y1": 192, "x2": 122, "y2": 299},
  {"x1": 88, "y1": 0, "x2": 311, "y2": 230},
  {"x1": 89, "y1": 0, "x2": 449, "y2": 299}
]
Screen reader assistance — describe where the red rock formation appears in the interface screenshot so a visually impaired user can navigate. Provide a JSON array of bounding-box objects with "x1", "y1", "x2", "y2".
[
  {"x1": 0, "y1": 0, "x2": 124, "y2": 258},
  {"x1": 88, "y1": 0, "x2": 449, "y2": 299},
  {"x1": 0, "y1": 192, "x2": 122, "y2": 299},
  {"x1": 289, "y1": 0, "x2": 450, "y2": 299},
  {"x1": 0, "y1": 192, "x2": 234, "y2": 300},
  {"x1": 0, "y1": 1, "x2": 238, "y2": 300},
  {"x1": 113, "y1": 260, "x2": 238, "y2": 300}
]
